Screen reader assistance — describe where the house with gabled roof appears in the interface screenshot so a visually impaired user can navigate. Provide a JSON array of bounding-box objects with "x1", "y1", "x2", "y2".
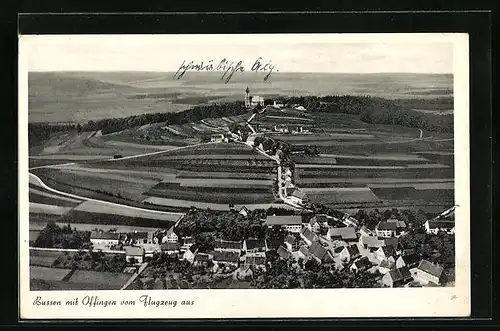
[
  {"x1": 276, "y1": 246, "x2": 292, "y2": 260},
  {"x1": 308, "y1": 241, "x2": 334, "y2": 264},
  {"x1": 161, "y1": 226, "x2": 178, "y2": 243},
  {"x1": 238, "y1": 206, "x2": 250, "y2": 217},
  {"x1": 299, "y1": 227, "x2": 317, "y2": 246},
  {"x1": 328, "y1": 226, "x2": 358, "y2": 243},
  {"x1": 425, "y1": 219, "x2": 455, "y2": 235},
  {"x1": 375, "y1": 221, "x2": 398, "y2": 238},
  {"x1": 90, "y1": 231, "x2": 121, "y2": 250},
  {"x1": 350, "y1": 256, "x2": 373, "y2": 273},
  {"x1": 212, "y1": 251, "x2": 240, "y2": 269},
  {"x1": 382, "y1": 266, "x2": 413, "y2": 287},
  {"x1": 161, "y1": 242, "x2": 181, "y2": 255},
  {"x1": 337, "y1": 244, "x2": 360, "y2": 262},
  {"x1": 284, "y1": 234, "x2": 299, "y2": 251},
  {"x1": 264, "y1": 215, "x2": 303, "y2": 233},
  {"x1": 214, "y1": 239, "x2": 243, "y2": 252},
  {"x1": 359, "y1": 226, "x2": 374, "y2": 237},
  {"x1": 359, "y1": 235, "x2": 385, "y2": 252},
  {"x1": 182, "y1": 244, "x2": 198, "y2": 263},
  {"x1": 243, "y1": 238, "x2": 267, "y2": 256},
  {"x1": 125, "y1": 246, "x2": 145, "y2": 264},
  {"x1": 378, "y1": 259, "x2": 396, "y2": 274},
  {"x1": 374, "y1": 246, "x2": 397, "y2": 262},
  {"x1": 244, "y1": 255, "x2": 266, "y2": 267},
  {"x1": 396, "y1": 254, "x2": 421, "y2": 270},
  {"x1": 416, "y1": 260, "x2": 445, "y2": 285}
]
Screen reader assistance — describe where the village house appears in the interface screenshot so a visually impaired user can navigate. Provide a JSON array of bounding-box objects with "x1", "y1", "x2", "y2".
[
  {"x1": 312, "y1": 214, "x2": 334, "y2": 227},
  {"x1": 214, "y1": 239, "x2": 244, "y2": 253},
  {"x1": 285, "y1": 187, "x2": 308, "y2": 205},
  {"x1": 162, "y1": 227, "x2": 179, "y2": 244},
  {"x1": 90, "y1": 231, "x2": 121, "y2": 250},
  {"x1": 284, "y1": 234, "x2": 299, "y2": 251},
  {"x1": 243, "y1": 238, "x2": 267, "y2": 256},
  {"x1": 306, "y1": 218, "x2": 321, "y2": 233},
  {"x1": 359, "y1": 226, "x2": 375, "y2": 237},
  {"x1": 210, "y1": 133, "x2": 227, "y2": 143},
  {"x1": 328, "y1": 226, "x2": 358, "y2": 243},
  {"x1": 308, "y1": 241, "x2": 334, "y2": 264},
  {"x1": 381, "y1": 266, "x2": 413, "y2": 287},
  {"x1": 125, "y1": 232, "x2": 149, "y2": 245},
  {"x1": 142, "y1": 243, "x2": 161, "y2": 258},
  {"x1": 180, "y1": 236, "x2": 195, "y2": 252},
  {"x1": 336, "y1": 244, "x2": 361, "y2": 262},
  {"x1": 244, "y1": 255, "x2": 267, "y2": 268},
  {"x1": 299, "y1": 227, "x2": 317, "y2": 246},
  {"x1": 193, "y1": 252, "x2": 212, "y2": 267},
  {"x1": 212, "y1": 251, "x2": 240, "y2": 270},
  {"x1": 277, "y1": 246, "x2": 292, "y2": 260},
  {"x1": 350, "y1": 256, "x2": 372, "y2": 273},
  {"x1": 273, "y1": 100, "x2": 284, "y2": 108},
  {"x1": 125, "y1": 246, "x2": 145, "y2": 265},
  {"x1": 267, "y1": 238, "x2": 285, "y2": 251},
  {"x1": 238, "y1": 206, "x2": 250, "y2": 217},
  {"x1": 374, "y1": 246, "x2": 397, "y2": 262},
  {"x1": 264, "y1": 215, "x2": 303, "y2": 233},
  {"x1": 384, "y1": 237, "x2": 399, "y2": 250},
  {"x1": 425, "y1": 219, "x2": 455, "y2": 235},
  {"x1": 416, "y1": 260, "x2": 445, "y2": 285},
  {"x1": 378, "y1": 259, "x2": 396, "y2": 274},
  {"x1": 359, "y1": 235, "x2": 386, "y2": 252},
  {"x1": 182, "y1": 245, "x2": 198, "y2": 263},
  {"x1": 161, "y1": 242, "x2": 181, "y2": 256},
  {"x1": 396, "y1": 254, "x2": 421, "y2": 270},
  {"x1": 375, "y1": 221, "x2": 398, "y2": 238}
]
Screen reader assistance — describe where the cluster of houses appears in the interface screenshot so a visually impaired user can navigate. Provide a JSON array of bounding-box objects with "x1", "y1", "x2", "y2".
[
  {"x1": 258, "y1": 212, "x2": 452, "y2": 287},
  {"x1": 90, "y1": 205, "x2": 454, "y2": 287}
]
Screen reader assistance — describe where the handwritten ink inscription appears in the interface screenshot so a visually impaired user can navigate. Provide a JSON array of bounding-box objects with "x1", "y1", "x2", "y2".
[{"x1": 174, "y1": 57, "x2": 277, "y2": 83}]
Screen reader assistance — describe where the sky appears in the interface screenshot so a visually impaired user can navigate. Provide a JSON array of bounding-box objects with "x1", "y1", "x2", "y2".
[{"x1": 21, "y1": 34, "x2": 457, "y2": 74}]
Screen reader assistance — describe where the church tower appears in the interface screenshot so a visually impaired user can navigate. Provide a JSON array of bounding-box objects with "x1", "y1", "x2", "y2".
[{"x1": 245, "y1": 86, "x2": 251, "y2": 108}]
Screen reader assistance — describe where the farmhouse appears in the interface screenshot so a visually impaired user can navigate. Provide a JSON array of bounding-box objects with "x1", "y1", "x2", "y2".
[
  {"x1": 182, "y1": 245, "x2": 198, "y2": 263},
  {"x1": 90, "y1": 231, "x2": 121, "y2": 250},
  {"x1": 416, "y1": 260, "x2": 445, "y2": 285},
  {"x1": 161, "y1": 242, "x2": 181, "y2": 255},
  {"x1": 180, "y1": 236, "x2": 195, "y2": 251},
  {"x1": 374, "y1": 246, "x2": 397, "y2": 262},
  {"x1": 309, "y1": 241, "x2": 334, "y2": 264},
  {"x1": 336, "y1": 244, "x2": 360, "y2": 262},
  {"x1": 244, "y1": 255, "x2": 266, "y2": 267},
  {"x1": 142, "y1": 243, "x2": 161, "y2": 258},
  {"x1": 350, "y1": 257, "x2": 372, "y2": 273},
  {"x1": 264, "y1": 215, "x2": 303, "y2": 233},
  {"x1": 396, "y1": 254, "x2": 421, "y2": 270},
  {"x1": 359, "y1": 235, "x2": 385, "y2": 251},
  {"x1": 299, "y1": 227, "x2": 317, "y2": 246},
  {"x1": 125, "y1": 232, "x2": 149, "y2": 245},
  {"x1": 212, "y1": 251, "x2": 240, "y2": 269},
  {"x1": 425, "y1": 219, "x2": 455, "y2": 235},
  {"x1": 243, "y1": 238, "x2": 267, "y2": 256},
  {"x1": 273, "y1": 100, "x2": 284, "y2": 108},
  {"x1": 328, "y1": 227, "x2": 358, "y2": 243},
  {"x1": 125, "y1": 246, "x2": 145, "y2": 264},
  {"x1": 306, "y1": 218, "x2": 321, "y2": 233},
  {"x1": 267, "y1": 239, "x2": 285, "y2": 251},
  {"x1": 286, "y1": 187, "x2": 307, "y2": 205},
  {"x1": 311, "y1": 214, "x2": 334, "y2": 227},
  {"x1": 210, "y1": 133, "x2": 228, "y2": 143},
  {"x1": 214, "y1": 239, "x2": 244, "y2": 252},
  {"x1": 360, "y1": 226, "x2": 375, "y2": 237},
  {"x1": 238, "y1": 206, "x2": 250, "y2": 217},
  {"x1": 193, "y1": 253, "x2": 212, "y2": 267},
  {"x1": 378, "y1": 259, "x2": 396, "y2": 274},
  {"x1": 162, "y1": 227, "x2": 178, "y2": 244},
  {"x1": 277, "y1": 246, "x2": 292, "y2": 260},
  {"x1": 284, "y1": 234, "x2": 299, "y2": 251},
  {"x1": 381, "y1": 266, "x2": 412, "y2": 287},
  {"x1": 375, "y1": 221, "x2": 397, "y2": 238}
]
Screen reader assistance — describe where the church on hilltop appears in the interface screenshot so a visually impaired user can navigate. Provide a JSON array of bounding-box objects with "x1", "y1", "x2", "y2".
[{"x1": 245, "y1": 86, "x2": 264, "y2": 108}]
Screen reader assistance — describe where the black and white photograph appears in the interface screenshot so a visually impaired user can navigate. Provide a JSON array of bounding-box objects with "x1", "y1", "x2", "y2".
[{"x1": 19, "y1": 33, "x2": 470, "y2": 318}]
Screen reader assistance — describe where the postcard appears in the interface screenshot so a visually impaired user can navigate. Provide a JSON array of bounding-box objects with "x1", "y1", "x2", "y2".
[{"x1": 19, "y1": 33, "x2": 470, "y2": 319}]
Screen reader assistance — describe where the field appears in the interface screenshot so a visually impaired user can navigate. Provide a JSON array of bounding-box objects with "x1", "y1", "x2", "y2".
[{"x1": 31, "y1": 142, "x2": 278, "y2": 210}]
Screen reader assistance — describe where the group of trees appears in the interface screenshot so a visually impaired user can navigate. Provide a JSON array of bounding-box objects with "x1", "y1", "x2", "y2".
[
  {"x1": 85, "y1": 101, "x2": 248, "y2": 135},
  {"x1": 52, "y1": 249, "x2": 127, "y2": 273},
  {"x1": 278, "y1": 95, "x2": 453, "y2": 133},
  {"x1": 251, "y1": 255, "x2": 381, "y2": 289},
  {"x1": 28, "y1": 123, "x2": 79, "y2": 149},
  {"x1": 353, "y1": 208, "x2": 428, "y2": 231},
  {"x1": 33, "y1": 221, "x2": 91, "y2": 249},
  {"x1": 174, "y1": 208, "x2": 267, "y2": 251},
  {"x1": 399, "y1": 229, "x2": 455, "y2": 267}
]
